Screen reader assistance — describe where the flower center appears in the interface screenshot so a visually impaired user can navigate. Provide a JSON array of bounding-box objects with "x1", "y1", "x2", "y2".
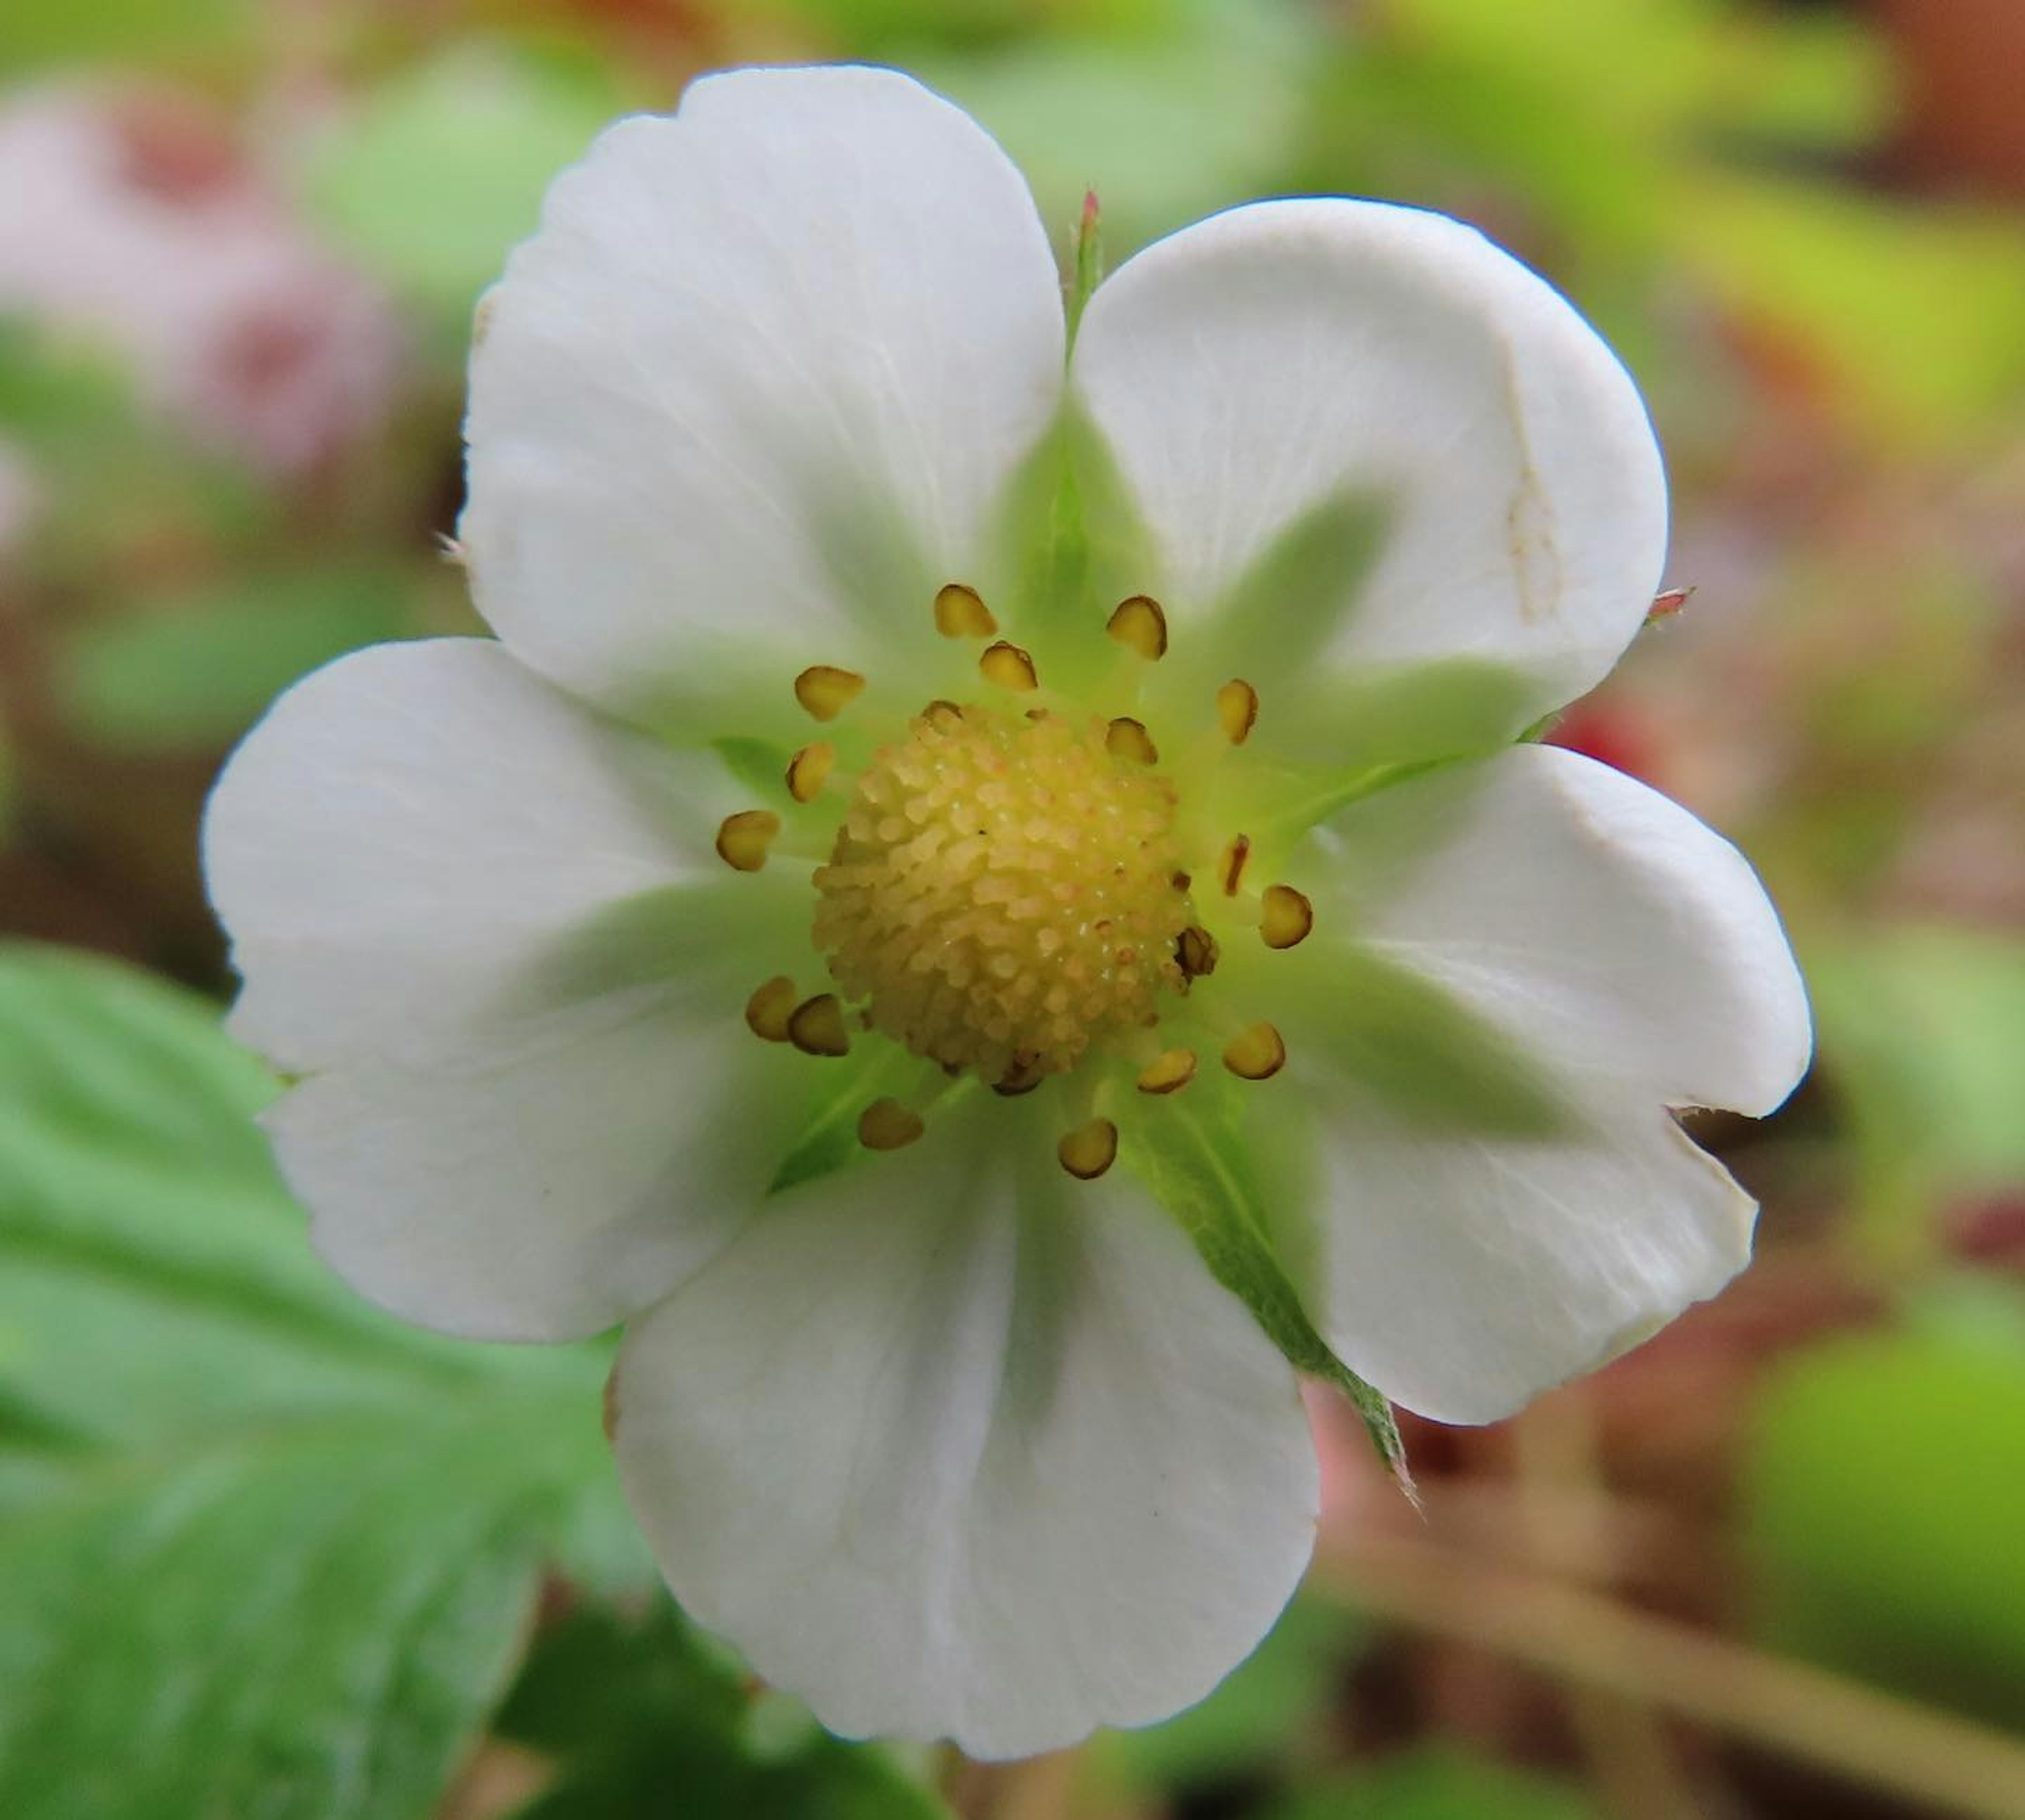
[
  {"x1": 716, "y1": 583, "x2": 1316, "y2": 1180},
  {"x1": 812, "y1": 705, "x2": 1190, "y2": 1086}
]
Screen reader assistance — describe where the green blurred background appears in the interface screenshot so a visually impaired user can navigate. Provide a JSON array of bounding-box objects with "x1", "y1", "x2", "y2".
[{"x1": 3, "y1": 1, "x2": 2024, "y2": 1816}]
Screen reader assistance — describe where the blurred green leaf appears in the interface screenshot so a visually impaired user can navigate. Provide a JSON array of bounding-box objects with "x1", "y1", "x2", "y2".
[
  {"x1": 1807, "y1": 925, "x2": 2025, "y2": 1263},
  {"x1": 928, "y1": 0, "x2": 1320, "y2": 255},
  {"x1": 0, "y1": 945, "x2": 634, "y2": 1816},
  {"x1": 301, "y1": 47, "x2": 617, "y2": 320},
  {"x1": 49, "y1": 567, "x2": 419, "y2": 753},
  {"x1": 1264, "y1": 1743, "x2": 1599, "y2": 1820},
  {"x1": 0, "y1": 1410, "x2": 567, "y2": 1820},
  {"x1": 0, "y1": 0, "x2": 254, "y2": 73},
  {"x1": 502, "y1": 1602, "x2": 949, "y2": 1819},
  {"x1": 0, "y1": 323, "x2": 267, "y2": 573},
  {"x1": 1672, "y1": 173, "x2": 2025, "y2": 446},
  {"x1": 1746, "y1": 1318, "x2": 2025, "y2": 1731},
  {"x1": 1109, "y1": 1594, "x2": 1370, "y2": 1790}
]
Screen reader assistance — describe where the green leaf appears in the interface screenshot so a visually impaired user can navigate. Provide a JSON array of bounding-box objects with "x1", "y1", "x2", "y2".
[
  {"x1": 1745, "y1": 1318, "x2": 2025, "y2": 1732},
  {"x1": 1806, "y1": 925, "x2": 2025, "y2": 1268},
  {"x1": 925, "y1": 0, "x2": 1320, "y2": 256},
  {"x1": 501, "y1": 1601, "x2": 951, "y2": 1820},
  {"x1": 0, "y1": 0, "x2": 254, "y2": 72},
  {"x1": 1118, "y1": 1077, "x2": 1413, "y2": 1493},
  {"x1": 0, "y1": 1409, "x2": 572, "y2": 1820},
  {"x1": 1264, "y1": 1744, "x2": 1600, "y2": 1820},
  {"x1": 49, "y1": 567, "x2": 419, "y2": 753},
  {"x1": 1672, "y1": 170, "x2": 2025, "y2": 446},
  {"x1": 0, "y1": 943, "x2": 639, "y2": 1817},
  {"x1": 1108, "y1": 1594, "x2": 1371, "y2": 1789},
  {"x1": 301, "y1": 47, "x2": 617, "y2": 320},
  {"x1": 0, "y1": 326, "x2": 268, "y2": 575}
]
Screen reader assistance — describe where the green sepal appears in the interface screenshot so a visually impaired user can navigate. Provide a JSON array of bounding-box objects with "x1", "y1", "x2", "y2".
[
  {"x1": 768, "y1": 1044, "x2": 942, "y2": 1196},
  {"x1": 711, "y1": 734, "x2": 797, "y2": 802},
  {"x1": 1067, "y1": 187, "x2": 1104, "y2": 348},
  {"x1": 987, "y1": 402, "x2": 1159, "y2": 690},
  {"x1": 1119, "y1": 1082, "x2": 1416, "y2": 1499},
  {"x1": 1253, "y1": 941, "x2": 1578, "y2": 1142}
]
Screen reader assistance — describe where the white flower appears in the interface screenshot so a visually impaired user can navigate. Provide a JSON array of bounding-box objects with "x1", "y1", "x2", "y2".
[{"x1": 202, "y1": 65, "x2": 1810, "y2": 1760}]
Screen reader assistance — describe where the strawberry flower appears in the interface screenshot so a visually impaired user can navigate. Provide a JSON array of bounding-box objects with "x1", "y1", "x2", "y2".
[{"x1": 203, "y1": 65, "x2": 1809, "y2": 1759}]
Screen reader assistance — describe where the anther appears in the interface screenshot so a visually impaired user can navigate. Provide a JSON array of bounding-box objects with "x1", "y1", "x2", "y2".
[
  {"x1": 1216, "y1": 679, "x2": 1259, "y2": 745},
  {"x1": 794, "y1": 665, "x2": 866, "y2": 722},
  {"x1": 744, "y1": 975, "x2": 797, "y2": 1042},
  {"x1": 787, "y1": 994, "x2": 852, "y2": 1057},
  {"x1": 1177, "y1": 925, "x2": 1220, "y2": 980},
  {"x1": 922, "y1": 699, "x2": 965, "y2": 730},
  {"x1": 1222, "y1": 1022, "x2": 1287, "y2": 1081},
  {"x1": 786, "y1": 742, "x2": 836, "y2": 803},
  {"x1": 715, "y1": 809, "x2": 780, "y2": 872},
  {"x1": 1106, "y1": 594, "x2": 1169, "y2": 660},
  {"x1": 1136, "y1": 1048, "x2": 1198, "y2": 1095},
  {"x1": 857, "y1": 1098, "x2": 925, "y2": 1150},
  {"x1": 1057, "y1": 1116, "x2": 1120, "y2": 1180},
  {"x1": 1105, "y1": 717, "x2": 1159, "y2": 765},
  {"x1": 1219, "y1": 834, "x2": 1252, "y2": 897},
  {"x1": 994, "y1": 1053, "x2": 1048, "y2": 1096},
  {"x1": 932, "y1": 582, "x2": 998, "y2": 640},
  {"x1": 1259, "y1": 883, "x2": 1314, "y2": 949},
  {"x1": 978, "y1": 640, "x2": 1039, "y2": 692}
]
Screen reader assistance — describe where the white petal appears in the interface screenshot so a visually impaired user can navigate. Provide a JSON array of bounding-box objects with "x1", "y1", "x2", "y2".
[
  {"x1": 1071, "y1": 199, "x2": 1666, "y2": 718},
  {"x1": 611, "y1": 1117, "x2": 1317, "y2": 1758},
  {"x1": 204, "y1": 638, "x2": 812, "y2": 1339},
  {"x1": 1318, "y1": 742, "x2": 1811, "y2": 1119},
  {"x1": 265, "y1": 990, "x2": 806, "y2": 1341},
  {"x1": 1309, "y1": 1102, "x2": 1756, "y2": 1424},
  {"x1": 204, "y1": 638, "x2": 799, "y2": 1073},
  {"x1": 462, "y1": 65, "x2": 1067, "y2": 731},
  {"x1": 1269, "y1": 742, "x2": 1809, "y2": 1423}
]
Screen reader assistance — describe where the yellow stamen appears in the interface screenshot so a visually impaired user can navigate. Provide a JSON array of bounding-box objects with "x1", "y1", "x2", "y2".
[
  {"x1": 1216, "y1": 678, "x2": 1259, "y2": 745},
  {"x1": 932, "y1": 582, "x2": 998, "y2": 640},
  {"x1": 1057, "y1": 1116, "x2": 1120, "y2": 1181},
  {"x1": 715, "y1": 809, "x2": 780, "y2": 872},
  {"x1": 1106, "y1": 594, "x2": 1169, "y2": 661},
  {"x1": 978, "y1": 639, "x2": 1039, "y2": 692},
  {"x1": 1219, "y1": 834, "x2": 1252, "y2": 897},
  {"x1": 922, "y1": 698, "x2": 965, "y2": 731},
  {"x1": 787, "y1": 994, "x2": 852, "y2": 1057},
  {"x1": 785, "y1": 741, "x2": 836, "y2": 803},
  {"x1": 1222, "y1": 1021, "x2": 1287, "y2": 1081},
  {"x1": 857, "y1": 1098, "x2": 925, "y2": 1150},
  {"x1": 794, "y1": 665, "x2": 866, "y2": 722},
  {"x1": 1259, "y1": 883, "x2": 1314, "y2": 949},
  {"x1": 1105, "y1": 716, "x2": 1159, "y2": 765},
  {"x1": 1136, "y1": 1048, "x2": 1198, "y2": 1095},
  {"x1": 744, "y1": 975, "x2": 797, "y2": 1043}
]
